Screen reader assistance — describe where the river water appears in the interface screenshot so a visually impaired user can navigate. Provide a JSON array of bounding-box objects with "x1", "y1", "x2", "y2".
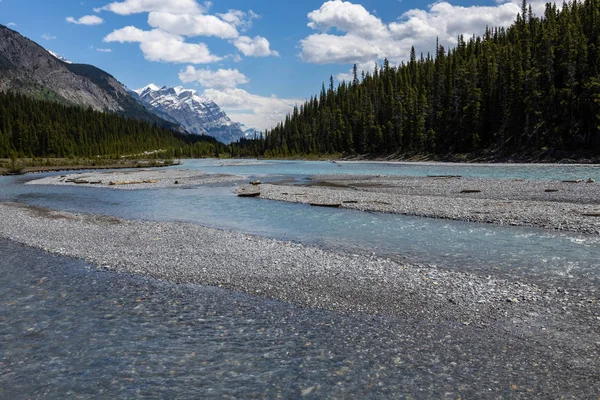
[
  {"x1": 0, "y1": 239, "x2": 590, "y2": 398},
  {"x1": 1, "y1": 160, "x2": 599, "y2": 289},
  {"x1": 1, "y1": 160, "x2": 599, "y2": 397}
]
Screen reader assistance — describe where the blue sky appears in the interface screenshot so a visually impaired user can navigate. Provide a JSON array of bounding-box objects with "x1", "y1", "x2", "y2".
[{"x1": 1, "y1": 0, "x2": 546, "y2": 130}]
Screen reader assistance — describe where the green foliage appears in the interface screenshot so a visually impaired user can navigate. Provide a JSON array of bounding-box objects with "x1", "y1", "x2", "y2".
[
  {"x1": 242, "y1": 0, "x2": 600, "y2": 159},
  {"x1": 0, "y1": 91, "x2": 228, "y2": 159},
  {"x1": 8, "y1": 150, "x2": 22, "y2": 173}
]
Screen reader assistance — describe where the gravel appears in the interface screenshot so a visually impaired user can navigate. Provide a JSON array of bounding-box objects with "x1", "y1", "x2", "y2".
[
  {"x1": 253, "y1": 175, "x2": 600, "y2": 234},
  {"x1": 0, "y1": 202, "x2": 597, "y2": 324},
  {"x1": 0, "y1": 200, "x2": 598, "y2": 394},
  {"x1": 27, "y1": 169, "x2": 245, "y2": 189}
]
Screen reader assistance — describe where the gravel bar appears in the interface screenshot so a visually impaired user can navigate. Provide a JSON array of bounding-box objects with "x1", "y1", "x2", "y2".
[
  {"x1": 0, "y1": 202, "x2": 597, "y2": 321},
  {"x1": 0, "y1": 201, "x2": 598, "y2": 393},
  {"x1": 27, "y1": 169, "x2": 245, "y2": 189},
  {"x1": 252, "y1": 175, "x2": 600, "y2": 234}
]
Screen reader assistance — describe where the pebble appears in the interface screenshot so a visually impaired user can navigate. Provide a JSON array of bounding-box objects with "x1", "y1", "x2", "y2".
[
  {"x1": 257, "y1": 175, "x2": 600, "y2": 235},
  {"x1": 0, "y1": 202, "x2": 563, "y2": 323}
]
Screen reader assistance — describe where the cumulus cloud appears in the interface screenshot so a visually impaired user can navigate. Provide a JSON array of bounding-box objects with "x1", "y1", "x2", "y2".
[
  {"x1": 96, "y1": 0, "x2": 203, "y2": 15},
  {"x1": 307, "y1": 0, "x2": 388, "y2": 39},
  {"x1": 103, "y1": 26, "x2": 220, "y2": 64},
  {"x1": 233, "y1": 36, "x2": 279, "y2": 57},
  {"x1": 66, "y1": 15, "x2": 104, "y2": 25},
  {"x1": 178, "y1": 66, "x2": 249, "y2": 89},
  {"x1": 203, "y1": 88, "x2": 302, "y2": 131},
  {"x1": 147, "y1": 11, "x2": 238, "y2": 38},
  {"x1": 301, "y1": 0, "x2": 550, "y2": 70},
  {"x1": 217, "y1": 10, "x2": 260, "y2": 31},
  {"x1": 100, "y1": 2, "x2": 277, "y2": 60}
]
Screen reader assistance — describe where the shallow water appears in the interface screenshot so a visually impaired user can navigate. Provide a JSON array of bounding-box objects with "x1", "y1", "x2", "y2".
[
  {"x1": 1, "y1": 164, "x2": 599, "y2": 290},
  {"x1": 1, "y1": 161, "x2": 599, "y2": 397},
  {"x1": 1, "y1": 239, "x2": 593, "y2": 398},
  {"x1": 180, "y1": 158, "x2": 600, "y2": 181}
]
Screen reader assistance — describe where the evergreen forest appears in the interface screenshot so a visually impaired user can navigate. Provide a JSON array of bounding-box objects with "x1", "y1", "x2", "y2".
[
  {"x1": 248, "y1": 0, "x2": 600, "y2": 159},
  {"x1": 0, "y1": 92, "x2": 225, "y2": 159}
]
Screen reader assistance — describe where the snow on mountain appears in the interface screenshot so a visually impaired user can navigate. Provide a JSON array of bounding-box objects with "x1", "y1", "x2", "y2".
[
  {"x1": 47, "y1": 50, "x2": 72, "y2": 64},
  {"x1": 243, "y1": 127, "x2": 260, "y2": 139},
  {"x1": 133, "y1": 84, "x2": 249, "y2": 144}
]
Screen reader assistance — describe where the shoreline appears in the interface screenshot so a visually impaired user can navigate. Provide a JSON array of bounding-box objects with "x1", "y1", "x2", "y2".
[
  {"x1": 3, "y1": 156, "x2": 600, "y2": 177},
  {"x1": 26, "y1": 169, "x2": 245, "y2": 189},
  {"x1": 27, "y1": 167, "x2": 600, "y2": 234},
  {"x1": 0, "y1": 202, "x2": 596, "y2": 319},
  {"x1": 251, "y1": 175, "x2": 600, "y2": 235},
  {"x1": 0, "y1": 159, "x2": 178, "y2": 176},
  {"x1": 0, "y1": 200, "x2": 598, "y2": 395}
]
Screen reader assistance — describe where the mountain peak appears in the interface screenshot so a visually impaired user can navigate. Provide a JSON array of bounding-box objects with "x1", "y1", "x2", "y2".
[
  {"x1": 137, "y1": 83, "x2": 160, "y2": 93},
  {"x1": 135, "y1": 83, "x2": 249, "y2": 143},
  {"x1": 46, "y1": 49, "x2": 72, "y2": 64}
]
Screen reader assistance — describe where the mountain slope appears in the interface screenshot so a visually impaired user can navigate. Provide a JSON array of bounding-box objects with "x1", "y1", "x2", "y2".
[
  {"x1": 133, "y1": 85, "x2": 248, "y2": 143},
  {"x1": 0, "y1": 24, "x2": 176, "y2": 128},
  {"x1": 0, "y1": 91, "x2": 223, "y2": 159}
]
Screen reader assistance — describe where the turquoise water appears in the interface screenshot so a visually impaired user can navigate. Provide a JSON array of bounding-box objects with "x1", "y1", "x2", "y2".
[
  {"x1": 2, "y1": 239, "x2": 590, "y2": 398},
  {"x1": 179, "y1": 158, "x2": 600, "y2": 181},
  {"x1": 1, "y1": 161, "x2": 599, "y2": 397},
  {"x1": 1, "y1": 161, "x2": 599, "y2": 289}
]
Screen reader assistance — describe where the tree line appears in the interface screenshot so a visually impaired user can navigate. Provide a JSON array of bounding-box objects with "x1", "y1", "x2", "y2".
[
  {"x1": 250, "y1": 0, "x2": 600, "y2": 159},
  {"x1": 0, "y1": 91, "x2": 227, "y2": 159}
]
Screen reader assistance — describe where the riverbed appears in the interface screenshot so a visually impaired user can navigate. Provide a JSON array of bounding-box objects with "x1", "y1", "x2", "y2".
[{"x1": 1, "y1": 159, "x2": 599, "y2": 397}]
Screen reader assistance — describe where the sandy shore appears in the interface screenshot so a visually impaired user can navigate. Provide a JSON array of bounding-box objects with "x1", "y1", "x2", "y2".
[{"x1": 248, "y1": 175, "x2": 600, "y2": 234}]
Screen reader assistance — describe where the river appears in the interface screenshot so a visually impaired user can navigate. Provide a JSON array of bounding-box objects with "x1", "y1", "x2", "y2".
[{"x1": 1, "y1": 159, "x2": 598, "y2": 397}]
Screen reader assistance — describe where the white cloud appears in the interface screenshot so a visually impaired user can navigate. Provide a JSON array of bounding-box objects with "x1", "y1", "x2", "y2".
[
  {"x1": 7, "y1": 22, "x2": 17, "y2": 27},
  {"x1": 41, "y1": 34, "x2": 56, "y2": 41},
  {"x1": 179, "y1": 66, "x2": 249, "y2": 89},
  {"x1": 100, "y1": 1, "x2": 277, "y2": 61},
  {"x1": 203, "y1": 88, "x2": 302, "y2": 131},
  {"x1": 217, "y1": 10, "x2": 259, "y2": 31},
  {"x1": 103, "y1": 26, "x2": 220, "y2": 64},
  {"x1": 301, "y1": 0, "x2": 550, "y2": 71},
  {"x1": 233, "y1": 36, "x2": 278, "y2": 57},
  {"x1": 96, "y1": 0, "x2": 203, "y2": 15},
  {"x1": 307, "y1": 0, "x2": 388, "y2": 39},
  {"x1": 66, "y1": 15, "x2": 104, "y2": 25},
  {"x1": 96, "y1": 48, "x2": 112, "y2": 52},
  {"x1": 147, "y1": 11, "x2": 238, "y2": 38}
]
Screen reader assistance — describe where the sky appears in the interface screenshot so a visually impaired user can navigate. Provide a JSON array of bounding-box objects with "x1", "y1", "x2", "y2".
[{"x1": 1, "y1": 0, "x2": 550, "y2": 131}]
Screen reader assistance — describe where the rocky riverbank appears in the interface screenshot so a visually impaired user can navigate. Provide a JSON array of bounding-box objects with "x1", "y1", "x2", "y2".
[
  {"x1": 246, "y1": 174, "x2": 600, "y2": 234},
  {"x1": 27, "y1": 169, "x2": 245, "y2": 189},
  {"x1": 0, "y1": 202, "x2": 597, "y2": 321}
]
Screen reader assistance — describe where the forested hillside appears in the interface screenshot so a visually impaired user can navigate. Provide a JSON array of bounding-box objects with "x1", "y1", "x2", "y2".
[
  {"x1": 0, "y1": 92, "x2": 224, "y2": 158},
  {"x1": 0, "y1": 25, "x2": 181, "y2": 130},
  {"x1": 257, "y1": 0, "x2": 600, "y2": 159}
]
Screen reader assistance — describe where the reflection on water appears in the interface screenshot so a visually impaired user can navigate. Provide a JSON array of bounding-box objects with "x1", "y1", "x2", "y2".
[{"x1": 0, "y1": 239, "x2": 591, "y2": 398}]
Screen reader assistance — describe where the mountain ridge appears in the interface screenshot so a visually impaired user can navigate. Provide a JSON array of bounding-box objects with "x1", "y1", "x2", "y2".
[
  {"x1": 132, "y1": 84, "x2": 254, "y2": 144},
  {"x1": 0, "y1": 24, "x2": 178, "y2": 129}
]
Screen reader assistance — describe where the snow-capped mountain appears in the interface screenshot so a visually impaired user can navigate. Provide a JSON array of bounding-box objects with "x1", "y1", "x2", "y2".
[
  {"x1": 47, "y1": 50, "x2": 72, "y2": 64},
  {"x1": 132, "y1": 84, "x2": 248, "y2": 144}
]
